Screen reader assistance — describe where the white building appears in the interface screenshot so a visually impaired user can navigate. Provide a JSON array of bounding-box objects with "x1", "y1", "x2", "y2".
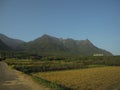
[{"x1": 93, "y1": 54, "x2": 104, "y2": 56}]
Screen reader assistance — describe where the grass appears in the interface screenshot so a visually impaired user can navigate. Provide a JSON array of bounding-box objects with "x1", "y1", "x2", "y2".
[
  {"x1": 4, "y1": 59, "x2": 87, "y2": 73},
  {"x1": 31, "y1": 75, "x2": 70, "y2": 90},
  {"x1": 32, "y1": 66, "x2": 120, "y2": 90},
  {"x1": 87, "y1": 64, "x2": 106, "y2": 68},
  {"x1": 4, "y1": 58, "x2": 120, "y2": 90}
]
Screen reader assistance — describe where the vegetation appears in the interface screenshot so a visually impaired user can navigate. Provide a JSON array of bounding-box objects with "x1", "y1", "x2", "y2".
[
  {"x1": 5, "y1": 59, "x2": 86, "y2": 73},
  {"x1": 4, "y1": 56, "x2": 120, "y2": 73},
  {"x1": 0, "y1": 33, "x2": 112, "y2": 56},
  {"x1": 22, "y1": 34, "x2": 112, "y2": 56},
  {"x1": 4, "y1": 56, "x2": 120, "y2": 90},
  {"x1": 33, "y1": 67, "x2": 120, "y2": 90},
  {"x1": 32, "y1": 75, "x2": 70, "y2": 90},
  {"x1": 1, "y1": 33, "x2": 120, "y2": 90}
]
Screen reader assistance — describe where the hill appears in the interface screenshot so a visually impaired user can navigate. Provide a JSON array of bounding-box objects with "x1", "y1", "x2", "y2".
[
  {"x1": 0, "y1": 33, "x2": 25, "y2": 50},
  {"x1": 0, "y1": 39, "x2": 11, "y2": 51}
]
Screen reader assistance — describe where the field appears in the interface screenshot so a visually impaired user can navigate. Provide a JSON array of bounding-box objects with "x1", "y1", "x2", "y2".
[
  {"x1": 4, "y1": 56, "x2": 120, "y2": 73},
  {"x1": 33, "y1": 67, "x2": 120, "y2": 90},
  {"x1": 4, "y1": 56, "x2": 120, "y2": 90}
]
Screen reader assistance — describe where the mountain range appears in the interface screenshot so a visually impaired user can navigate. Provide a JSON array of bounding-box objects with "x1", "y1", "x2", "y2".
[
  {"x1": 0, "y1": 33, "x2": 112, "y2": 56},
  {"x1": 0, "y1": 33, "x2": 25, "y2": 50}
]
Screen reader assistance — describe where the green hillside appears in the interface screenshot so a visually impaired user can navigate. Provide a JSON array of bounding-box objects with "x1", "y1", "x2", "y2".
[
  {"x1": 23, "y1": 34, "x2": 112, "y2": 56},
  {"x1": 0, "y1": 33, "x2": 112, "y2": 56},
  {"x1": 0, "y1": 39, "x2": 11, "y2": 51}
]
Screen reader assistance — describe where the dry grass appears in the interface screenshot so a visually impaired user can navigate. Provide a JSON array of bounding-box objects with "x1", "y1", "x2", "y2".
[{"x1": 33, "y1": 66, "x2": 120, "y2": 90}]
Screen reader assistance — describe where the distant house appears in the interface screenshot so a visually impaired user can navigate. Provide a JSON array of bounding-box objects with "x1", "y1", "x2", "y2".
[{"x1": 93, "y1": 54, "x2": 104, "y2": 56}]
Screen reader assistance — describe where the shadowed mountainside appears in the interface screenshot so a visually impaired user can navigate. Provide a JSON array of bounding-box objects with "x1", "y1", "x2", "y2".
[
  {"x1": 0, "y1": 33, "x2": 25, "y2": 50},
  {"x1": 0, "y1": 39, "x2": 11, "y2": 51}
]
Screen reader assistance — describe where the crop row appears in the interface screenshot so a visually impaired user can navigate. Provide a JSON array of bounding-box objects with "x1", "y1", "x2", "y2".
[
  {"x1": 5, "y1": 60, "x2": 86, "y2": 73},
  {"x1": 5, "y1": 56, "x2": 120, "y2": 73}
]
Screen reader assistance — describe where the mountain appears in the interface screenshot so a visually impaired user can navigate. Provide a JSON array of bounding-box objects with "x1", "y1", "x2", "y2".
[
  {"x1": 23, "y1": 34, "x2": 112, "y2": 56},
  {"x1": 0, "y1": 39, "x2": 11, "y2": 51},
  {"x1": 0, "y1": 33, "x2": 112, "y2": 56},
  {"x1": 24, "y1": 34, "x2": 68, "y2": 55},
  {"x1": 0, "y1": 33, "x2": 25, "y2": 50}
]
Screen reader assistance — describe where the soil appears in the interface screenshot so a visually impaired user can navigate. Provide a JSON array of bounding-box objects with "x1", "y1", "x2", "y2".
[{"x1": 0, "y1": 61, "x2": 50, "y2": 90}]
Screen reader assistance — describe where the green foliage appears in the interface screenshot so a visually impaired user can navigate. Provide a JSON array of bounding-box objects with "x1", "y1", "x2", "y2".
[
  {"x1": 0, "y1": 33, "x2": 112, "y2": 57},
  {"x1": 5, "y1": 59, "x2": 86, "y2": 73},
  {"x1": 4, "y1": 56, "x2": 120, "y2": 90},
  {"x1": 32, "y1": 75, "x2": 70, "y2": 90},
  {"x1": 4, "y1": 56, "x2": 120, "y2": 74},
  {"x1": 23, "y1": 35, "x2": 112, "y2": 56}
]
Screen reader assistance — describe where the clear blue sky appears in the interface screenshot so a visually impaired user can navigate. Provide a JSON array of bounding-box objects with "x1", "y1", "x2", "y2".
[{"x1": 0, "y1": 0, "x2": 120, "y2": 55}]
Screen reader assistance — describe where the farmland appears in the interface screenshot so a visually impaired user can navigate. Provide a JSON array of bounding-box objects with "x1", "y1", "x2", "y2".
[
  {"x1": 33, "y1": 67, "x2": 120, "y2": 90},
  {"x1": 4, "y1": 56, "x2": 120, "y2": 90}
]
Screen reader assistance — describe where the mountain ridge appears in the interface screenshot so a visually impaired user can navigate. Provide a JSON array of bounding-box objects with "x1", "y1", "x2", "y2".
[
  {"x1": 0, "y1": 33, "x2": 112, "y2": 56},
  {"x1": 24, "y1": 34, "x2": 112, "y2": 56},
  {"x1": 0, "y1": 33, "x2": 25, "y2": 50}
]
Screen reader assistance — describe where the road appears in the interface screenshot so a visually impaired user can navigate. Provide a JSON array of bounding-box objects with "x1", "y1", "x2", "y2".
[{"x1": 0, "y1": 61, "x2": 50, "y2": 90}]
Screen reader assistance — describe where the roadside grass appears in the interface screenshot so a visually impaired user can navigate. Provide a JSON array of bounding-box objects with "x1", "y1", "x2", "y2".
[{"x1": 31, "y1": 75, "x2": 70, "y2": 90}]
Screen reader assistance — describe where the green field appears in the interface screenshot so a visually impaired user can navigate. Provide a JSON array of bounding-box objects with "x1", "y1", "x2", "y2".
[{"x1": 33, "y1": 67, "x2": 120, "y2": 90}]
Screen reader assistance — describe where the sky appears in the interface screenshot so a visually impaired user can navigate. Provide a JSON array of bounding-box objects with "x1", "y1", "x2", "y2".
[{"x1": 0, "y1": 0, "x2": 120, "y2": 55}]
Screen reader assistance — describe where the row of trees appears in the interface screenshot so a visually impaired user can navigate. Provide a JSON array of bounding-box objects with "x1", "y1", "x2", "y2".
[{"x1": 5, "y1": 56, "x2": 120, "y2": 73}]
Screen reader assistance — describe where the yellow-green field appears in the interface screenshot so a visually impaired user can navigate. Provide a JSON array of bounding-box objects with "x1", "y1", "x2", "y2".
[{"x1": 33, "y1": 67, "x2": 120, "y2": 90}]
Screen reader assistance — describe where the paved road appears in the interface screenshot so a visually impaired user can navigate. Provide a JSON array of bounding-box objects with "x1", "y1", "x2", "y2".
[{"x1": 0, "y1": 61, "x2": 50, "y2": 90}]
